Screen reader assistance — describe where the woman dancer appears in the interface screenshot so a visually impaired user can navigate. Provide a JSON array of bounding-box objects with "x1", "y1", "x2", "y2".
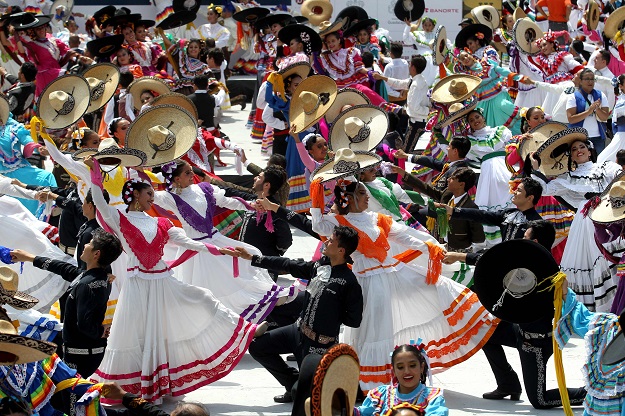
[
  {"x1": 85, "y1": 157, "x2": 260, "y2": 401},
  {"x1": 153, "y1": 159, "x2": 299, "y2": 322},
  {"x1": 170, "y1": 38, "x2": 212, "y2": 91},
  {"x1": 121, "y1": 23, "x2": 167, "y2": 79}
]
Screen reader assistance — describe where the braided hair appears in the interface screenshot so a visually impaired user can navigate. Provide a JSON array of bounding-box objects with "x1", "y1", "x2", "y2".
[
  {"x1": 121, "y1": 179, "x2": 152, "y2": 212},
  {"x1": 161, "y1": 160, "x2": 188, "y2": 191},
  {"x1": 391, "y1": 344, "x2": 429, "y2": 385}
]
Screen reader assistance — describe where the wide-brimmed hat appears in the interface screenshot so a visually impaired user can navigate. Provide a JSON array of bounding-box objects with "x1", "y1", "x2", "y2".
[
  {"x1": 232, "y1": 7, "x2": 270, "y2": 24},
  {"x1": 343, "y1": 18, "x2": 377, "y2": 39},
  {"x1": 586, "y1": 0, "x2": 601, "y2": 31},
  {"x1": 0, "y1": 11, "x2": 27, "y2": 25},
  {"x1": 150, "y1": 92, "x2": 198, "y2": 119},
  {"x1": 336, "y1": 6, "x2": 368, "y2": 28},
  {"x1": 430, "y1": 74, "x2": 481, "y2": 105},
  {"x1": 513, "y1": 18, "x2": 544, "y2": 55},
  {"x1": 311, "y1": 148, "x2": 382, "y2": 183},
  {"x1": 105, "y1": 9, "x2": 141, "y2": 28},
  {"x1": 329, "y1": 104, "x2": 388, "y2": 152},
  {"x1": 50, "y1": 0, "x2": 73, "y2": 22},
  {"x1": 0, "y1": 94, "x2": 9, "y2": 126},
  {"x1": 86, "y1": 34, "x2": 124, "y2": 58},
  {"x1": 37, "y1": 75, "x2": 90, "y2": 130},
  {"x1": 433, "y1": 25, "x2": 448, "y2": 66},
  {"x1": 455, "y1": 23, "x2": 493, "y2": 49},
  {"x1": 518, "y1": 121, "x2": 568, "y2": 176},
  {"x1": 604, "y1": 6, "x2": 625, "y2": 39},
  {"x1": 128, "y1": 76, "x2": 171, "y2": 111},
  {"x1": 136, "y1": 19, "x2": 155, "y2": 29},
  {"x1": 435, "y1": 96, "x2": 478, "y2": 128},
  {"x1": 513, "y1": 7, "x2": 527, "y2": 21},
  {"x1": 318, "y1": 18, "x2": 346, "y2": 38},
  {"x1": 255, "y1": 12, "x2": 292, "y2": 29},
  {"x1": 533, "y1": 127, "x2": 588, "y2": 177},
  {"x1": 300, "y1": 0, "x2": 333, "y2": 26},
  {"x1": 589, "y1": 170, "x2": 625, "y2": 224},
  {"x1": 12, "y1": 13, "x2": 51, "y2": 30},
  {"x1": 0, "y1": 267, "x2": 39, "y2": 310},
  {"x1": 277, "y1": 61, "x2": 311, "y2": 83},
  {"x1": 93, "y1": 5, "x2": 116, "y2": 26},
  {"x1": 324, "y1": 87, "x2": 370, "y2": 124},
  {"x1": 473, "y1": 239, "x2": 560, "y2": 323},
  {"x1": 393, "y1": 0, "x2": 425, "y2": 22},
  {"x1": 278, "y1": 24, "x2": 322, "y2": 54},
  {"x1": 157, "y1": 10, "x2": 197, "y2": 30},
  {"x1": 0, "y1": 319, "x2": 56, "y2": 365},
  {"x1": 306, "y1": 344, "x2": 360, "y2": 416},
  {"x1": 289, "y1": 75, "x2": 337, "y2": 134},
  {"x1": 173, "y1": 0, "x2": 201, "y2": 14},
  {"x1": 471, "y1": 5, "x2": 500, "y2": 31},
  {"x1": 601, "y1": 310, "x2": 625, "y2": 366},
  {"x1": 73, "y1": 136, "x2": 147, "y2": 167},
  {"x1": 126, "y1": 104, "x2": 198, "y2": 167},
  {"x1": 83, "y1": 63, "x2": 120, "y2": 114}
]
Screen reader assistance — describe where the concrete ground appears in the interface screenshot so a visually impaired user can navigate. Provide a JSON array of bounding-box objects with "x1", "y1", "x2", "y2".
[{"x1": 118, "y1": 105, "x2": 589, "y2": 415}]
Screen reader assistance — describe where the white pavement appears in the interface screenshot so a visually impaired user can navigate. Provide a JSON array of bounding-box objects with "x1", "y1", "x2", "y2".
[{"x1": 121, "y1": 106, "x2": 588, "y2": 415}]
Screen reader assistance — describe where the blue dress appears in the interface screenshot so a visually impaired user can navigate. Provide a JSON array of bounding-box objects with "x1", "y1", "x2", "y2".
[{"x1": 354, "y1": 383, "x2": 449, "y2": 415}]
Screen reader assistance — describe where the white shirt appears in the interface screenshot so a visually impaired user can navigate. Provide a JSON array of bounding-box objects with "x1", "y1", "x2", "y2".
[
  {"x1": 566, "y1": 89, "x2": 609, "y2": 137},
  {"x1": 262, "y1": 105, "x2": 287, "y2": 130},
  {"x1": 587, "y1": 64, "x2": 616, "y2": 109},
  {"x1": 385, "y1": 74, "x2": 430, "y2": 123},
  {"x1": 199, "y1": 23, "x2": 231, "y2": 49},
  {"x1": 383, "y1": 58, "x2": 410, "y2": 98}
]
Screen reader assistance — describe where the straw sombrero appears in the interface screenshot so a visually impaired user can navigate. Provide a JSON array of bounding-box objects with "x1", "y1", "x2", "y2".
[
  {"x1": 435, "y1": 96, "x2": 478, "y2": 129},
  {"x1": 318, "y1": 18, "x2": 346, "y2": 38},
  {"x1": 513, "y1": 18, "x2": 543, "y2": 55},
  {"x1": 473, "y1": 239, "x2": 559, "y2": 323},
  {"x1": 604, "y1": 6, "x2": 625, "y2": 39},
  {"x1": 455, "y1": 23, "x2": 493, "y2": 49},
  {"x1": 586, "y1": 0, "x2": 601, "y2": 31},
  {"x1": 289, "y1": 75, "x2": 337, "y2": 134},
  {"x1": 433, "y1": 25, "x2": 448, "y2": 66},
  {"x1": 518, "y1": 121, "x2": 568, "y2": 176},
  {"x1": 471, "y1": 5, "x2": 500, "y2": 31},
  {"x1": 150, "y1": 92, "x2": 198, "y2": 119},
  {"x1": 311, "y1": 148, "x2": 382, "y2": 183},
  {"x1": 157, "y1": 10, "x2": 197, "y2": 30},
  {"x1": 601, "y1": 310, "x2": 625, "y2": 366},
  {"x1": 83, "y1": 63, "x2": 120, "y2": 114},
  {"x1": 0, "y1": 94, "x2": 9, "y2": 126},
  {"x1": 589, "y1": 170, "x2": 625, "y2": 224},
  {"x1": 306, "y1": 344, "x2": 360, "y2": 416},
  {"x1": 128, "y1": 76, "x2": 171, "y2": 111},
  {"x1": 393, "y1": 0, "x2": 425, "y2": 22},
  {"x1": 278, "y1": 24, "x2": 323, "y2": 54},
  {"x1": 513, "y1": 7, "x2": 527, "y2": 21},
  {"x1": 324, "y1": 87, "x2": 370, "y2": 124},
  {"x1": 37, "y1": 75, "x2": 90, "y2": 129},
  {"x1": 12, "y1": 13, "x2": 51, "y2": 30},
  {"x1": 300, "y1": 0, "x2": 333, "y2": 26},
  {"x1": 329, "y1": 104, "x2": 388, "y2": 152},
  {"x1": 343, "y1": 18, "x2": 377, "y2": 39},
  {"x1": 278, "y1": 61, "x2": 311, "y2": 82},
  {"x1": 232, "y1": 7, "x2": 270, "y2": 24},
  {"x1": 126, "y1": 104, "x2": 198, "y2": 167},
  {"x1": 86, "y1": 34, "x2": 124, "y2": 58},
  {"x1": 430, "y1": 74, "x2": 481, "y2": 105},
  {"x1": 0, "y1": 320, "x2": 56, "y2": 365},
  {"x1": 0, "y1": 267, "x2": 39, "y2": 310},
  {"x1": 74, "y1": 136, "x2": 147, "y2": 167},
  {"x1": 533, "y1": 127, "x2": 588, "y2": 177}
]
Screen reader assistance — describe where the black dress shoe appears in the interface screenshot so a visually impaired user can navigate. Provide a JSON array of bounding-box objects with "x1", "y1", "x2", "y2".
[
  {"x1": 274, "y1": 392, "x2": 293, "y2": 403},
  {"x1": 483, "y1": 389, "x2": 521, "y2": 400},
  {"x1": 286, "y1": 354, "x2": 297, "y2": 362}
]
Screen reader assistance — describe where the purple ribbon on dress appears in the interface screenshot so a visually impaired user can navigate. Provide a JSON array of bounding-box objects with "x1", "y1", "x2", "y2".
[{"x1": 169, "y1": 182, "x2": 216, "y2": 237}]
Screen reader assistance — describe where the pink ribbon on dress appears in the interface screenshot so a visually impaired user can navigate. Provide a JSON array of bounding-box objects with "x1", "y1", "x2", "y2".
[{"x1": 165, "y1": 243, "x2": 239, "y2": 277}]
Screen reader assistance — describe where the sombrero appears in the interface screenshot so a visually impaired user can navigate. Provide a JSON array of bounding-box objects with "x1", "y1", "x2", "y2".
[
  {"x1": 0, "y1": 11, "x2": 28, "y2": 25},
  {"x1": 73, "y1": 136, "x2": 147, "y2": 167},
  {"x1": 513, "y1": 7, "x2": 527, "y2": 21},
  {"x1": 300, "y1": 0, "x2": 333, "y2": 27},
  {"x1": 86, "y1": 34, "x2": 124, "y2": 58},
  {"x1": 586, "y1": 0, "x2": 601, "y2": 31},
  {"x1": 50, "y1": 0, "x2": 73, "y2": 22},
  {"x1": 513, "y1": 18, "x2": 543, "y2": 55},
  {"x1": 37, "y1": 75, "x2": 90, "y2": 130},
  {"x1": 278, "y1": 24, "x2": 322, "y2": 54},
  {"x1": 435, "y1": 96, "x2": 478, "y2": 128},
  {"x1": 343, "y1": 18, "x2": 377, "y2": 39},
  {"x1": 126, "y1": 104, "x2": 198, "y2": 167},
  {"x1": 430, "y1": 74, "x2": 481, "y2": 105},
  {"x1": 105, "y1": 9, "x2": 141, "y2": 28},
  {"x1": 455, "y1": 23, "x2": 493, "y2": 49},
  {"x1": 471, "y1": 5, "x2": 500, "y2": 31},
  {"x1": 83, "y1": 63, "x2": 120, "y2": 114},
  {"x1": 289, "y1": 75, "x2": 337, "y2": 134},
  {"x1": 12, "y1": 13, "x2": 51, "y2": 30},
  {"x1": 0, "y1": 94, "x2": 9, "y2": 126},
  {"x1": 318, "y1": 18, "x2": 346, "y2": 38},
  {"x1": 128, "y1": 76, "x2": 171, "y2": 111},
  {"x1": 324, "y1": 87, "x2": 370, "y2": 124},
  {"x1": 173, "y1": 0, "x2": 201, "y2": 14},
  {"x1": 601, "y1": 309, "x2": 625, "y2": 366},
  {"x1": 329, "y1": 104, "x2": 388, "y2": 152},
  {"x1": 393, "y1": 0, "x2": 425, "y2": 22},
  {"x1": 255, "y1": 12, "x2": 292, "y2": 29},
  {"x1": 336, "y1": 6, "x2": 368, "y2": 28},
  {"x1": 518, "y1": 121, "x2": 569, "y2": 176},
  {"x1": 604, "y1": 6, "x2": 625, "y2": 39},
  {"x1": 278, "y1": 61, "x2": 311, "y2": 82},
  {"x1": 533, "y1": 127, "x2": 588, "y2": 177},
  {"x1": 433, "y1": 25, "x2": 448, "y2": 66},
  {"x1": 0, "y1": 320, "x2": 56, "y2": 365},
  {"x1": 473, "y1": 239, "x2": 560, "y2": 323},
  {"x1": 306, "y1": 343, "x2": 360, "y2": 416},
  {"x1": 150, "y1": 92, "x2": 198, "y2": 119},
  {"x1": 136, "y1": 19, "x2": 156, "y2": 29},
  {"x1": 232, "y1": 7, "x2": 270, "y2": 24},
  {"x1": 311, "y1": 148, "x2": 382, "y2": 183},
  {"x1": 157, "y1": 10, "x2": 197, "y2": 30},
  {"x1": 589, "y1": 170, "x2": 625, "y2": 224},
  {"x1": 92, "y1": 5, "x2": 116, "y2": 26},
  {"x1": 0, "y1": 267, "x2": 39, "y2": 310},
  {"x1": 294, "y1": 16, "x2": 309, "y2": 24}
]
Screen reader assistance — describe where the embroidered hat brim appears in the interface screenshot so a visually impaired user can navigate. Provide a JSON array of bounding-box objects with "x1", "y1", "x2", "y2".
[
  {"x1": 589, "y1": 170, "x2": 625, "y2": 224},
  {"x1": 329, "y1": 104, "x2": 388, "y2": 152},
  {"x1": 518, "y1": 121, "x2": 568, "y2": 176},
  {"x1": 37, "y1": 74, "x2": 91, "y2": 130},
  {"x1": 151, "y1": 92, "x2": 199, "y2": 120},
  {"x1": 513, "y1": 18, "x2": 544, "y2": 55},
  {"x1": 586, "y1": 0, "x2": 601, "y2": 31},
  {"x1": 156, "y1": 10, "x2": 197, "y2": 30},
  {"x1": 93, "y1": 146, "x2": 147, "y2": 168},
  {"x1": 83, "y1": 63, "x2": 120, "y2": 114},
  {"x1": 324, "y1": 87, "x2": 370, "y2": 124},
  {"x1": 127, "y1": 76, "x2": 172, "y2": 111},
  {"x1": 534, "y1": 127, "x2": 588, "y2": 177},
  {"x1": 72, "y1": 148, "x2": 98, "y2": 161},
  {"x1": 0, "y1": 291, "x2": 38, "y2": 310},
  {"x1": 435, "y1": 96, "x2": 478, "y2": 129},
  {"x1": 311, "y1": 150, "x2": 382, "y2": 183},
  {"x1": 433, "y1": 25, "x2": 448, "y2": 66},
  {"x1": 289, "y1": 75, "x2": 337, "y2": 134},
  {"x1": 430, "y1": 74, "x2": 482, "y2": 105},
  {"x1": 277, "y1": 61, "x2": 312, "y2": 82},
  {"x1": 0, "y1": 331, "x2": 57, "y2": 364},
  {"x1": 318, "y1": 18, "x2": 346, "y2": 38}
]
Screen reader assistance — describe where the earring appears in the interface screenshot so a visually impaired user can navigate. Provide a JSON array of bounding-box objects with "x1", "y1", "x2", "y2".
[{"x1": 135, "y1": 200, "x2": 141, "y2": 211}]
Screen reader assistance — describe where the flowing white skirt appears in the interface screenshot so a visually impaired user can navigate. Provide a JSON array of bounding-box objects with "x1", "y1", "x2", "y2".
[
  {"x1": 514, "y1": 87, "x2": 546, "y2": 110},
  {"x1": 91, "y1": 273, "x2": 257, "y2": 401},
  {"x1": 597, "y1": 131, "x2": 625, "y2": 165},
  {"x1": 560, "y1": 203, "x2": 619, "y2": 312},
  {"x1": 475, "y1": 157, "x2": 513, "y2": 246}
]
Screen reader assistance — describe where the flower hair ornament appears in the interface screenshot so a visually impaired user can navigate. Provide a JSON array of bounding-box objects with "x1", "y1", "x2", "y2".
[
  {"x1": 300, "y1": 31, "x2": 313, "y2": 55},
  {"x1": 107, "y1": 117, "x2": 125, "y2": 137},
  {"x1": 71, "y1": 127, "x2": 87, "y2": 150},
  {"x1": 207, "y1": 3, "x2": 223, "y2": 15},
  {"x1": 520, "y1": 105, "x2": 543, "y2": 120},
  {"x1": 161, "y1": 161, "x2": 178, "y2": 191},
  {"x1": 423, "y1": 16, "x2": 437, "y2": 26},
  {"x1": 302, "y1": 133, "x2": 320, "y2": 148},
  {"x1": 612, "y1": 76, "x2": 620, "y2": 89},
  {"x1": 391, "y1": 338, "x2": 433, "y2": 386},
  {"x1": 122, "y1": 179, "x2": 148, "y2": 205},
  {"x1": 535, "y1": 30, "x2": 559, "y2": 51},
  {"x1": 336, "y1": 178, "x2": 354, "y2": 208},
  {"x1": 475, "y1": 32, "x2": 484, "y2": 40}
]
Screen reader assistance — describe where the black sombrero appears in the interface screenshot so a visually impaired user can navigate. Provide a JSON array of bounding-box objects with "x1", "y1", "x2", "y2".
[
  {"x1": 12, "y1": 13, "x2": 51, "y2": 30},
  {"x1": 93, "y1": 5, "x2": 116, "y2": 26},
  {"x1": 393, "y1": 0, "x2": 425, "y2": 22},
  {"x1": 336, "y1": 5, "x2": 368, "y2": 28},
  {"x1": 255, "y1": 12, "x2": 292, "y2": 29},
  {"x1": 232, "y1": 7, "x2": 270, "y2": 24},
  {"x1": 157, "y1": 10, "x2": 197, "y2": 30},
  {"x1": 172, "y1": 0, "x2": 201, "y2": 14},
  {"x1": 278, "y1": 24, "x2": 322, "y2": 54},
  {"x1": 343, "y1": 18, "x2": 377, "y2": 39},
  {"x1": 86, "y1": 34, "x2": 124, "y2": 58},
  {"x1": 455, "y1": 23, "x2": 493, "y2": 49}
]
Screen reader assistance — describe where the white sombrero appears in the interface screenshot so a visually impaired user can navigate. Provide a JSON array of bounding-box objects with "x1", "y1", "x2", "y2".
[
  {"x1": 127, "y1": 76, "x2": 172, "y2": 111},
  {"x1": 83, "y1": 63, "x2": 120, "y2": 114},
  {"x1": 513, "y1": 17, "x2": 544, "y2": 55},
  {"x1": 586, "y1": 0, "x2": 601, "y2": 31},
  {"x1": 604, "y1": 6, "x2": 625, "y2": 39},
  {"x1": 433, "y1": 25, "x2": 448, "y2": 66},
  {"x1": 518, "y1": 121, "x2": 569, "y2": 176},
  {"x1": 329, "y1": 104, "x2": 388, "y2": 151},
  {"x1": 471, "y1": 5, "x2": 500, "y2": 31},
  {"x1": 37, "y1": 75, "x2": 91, "y2": 129},
  {"x1": 435, "y1": 96, "x2": 478, "y2": 129},
  {"x1": 311, "y1": 148, "x2": 382, "y2": 183},
  {"x1": 150, "y1": 92, "x2": 199, "y2": 120},
  {"x1": 590, "y1": 170, "x2": 625, "y2": 224},
  {"x1": 73, "y1": 136, "x2": 147, "y2": 168},
  {"x1": 324, "y1": 87, "x2": 370, "y2": 124}
]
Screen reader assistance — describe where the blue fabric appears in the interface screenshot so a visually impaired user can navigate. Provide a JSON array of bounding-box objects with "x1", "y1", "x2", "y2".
[
  {"x1": 355, "y1": 384, "x2": 448, "y2": 416},
  {"x1": 569, "y1": 89, "x2": 607, "y2": 140}
]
